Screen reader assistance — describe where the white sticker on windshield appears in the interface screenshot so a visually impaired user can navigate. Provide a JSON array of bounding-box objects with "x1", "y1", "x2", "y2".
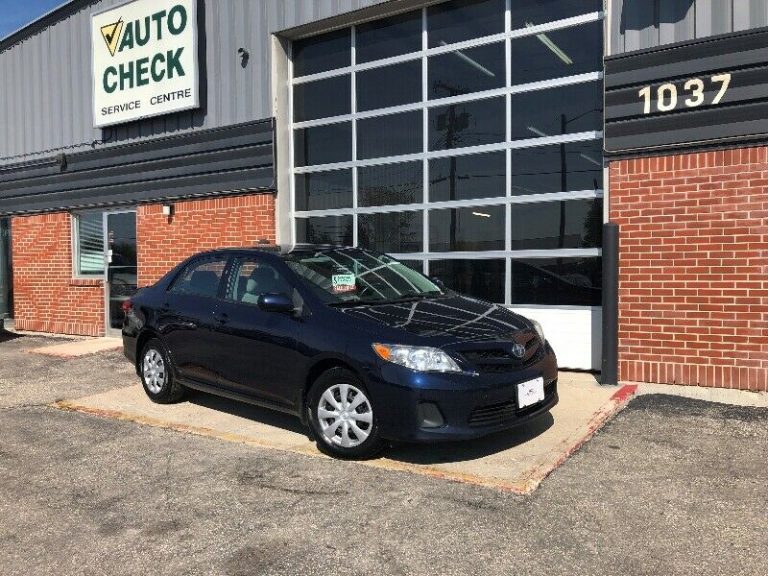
[{"x1": 332, "y1": 274, "x2": 357, "y2": 294}]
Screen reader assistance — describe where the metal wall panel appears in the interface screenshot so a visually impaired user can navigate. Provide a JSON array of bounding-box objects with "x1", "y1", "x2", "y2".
[
  {"x1": 0, "y1": 0, "x2": 390, "y2": 163},
  {"x1": 612, "y1": 0, "x2": 768, "y2": 55}
]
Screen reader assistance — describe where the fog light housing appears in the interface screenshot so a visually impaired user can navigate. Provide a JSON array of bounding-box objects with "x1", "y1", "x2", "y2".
[{"x1": 417, "y1": 402, "x2": 445, "y2": 429}]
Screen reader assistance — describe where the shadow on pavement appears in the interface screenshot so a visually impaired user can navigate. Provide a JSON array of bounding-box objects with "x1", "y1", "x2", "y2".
[
  {"x1": 0, "y1": 330, "x2": 23, "y2": 344},
  {"x1": 185, "y1": 387, "x2": 554, "y2": 464}
]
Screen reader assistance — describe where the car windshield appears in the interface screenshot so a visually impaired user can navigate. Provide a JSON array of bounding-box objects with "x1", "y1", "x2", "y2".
[{"x1": 283, "y1": 248, "x2": 444, "y2": 305}]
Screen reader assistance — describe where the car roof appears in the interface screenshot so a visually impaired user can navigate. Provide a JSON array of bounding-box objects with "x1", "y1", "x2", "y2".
[{"x1": 191, "y1": 244, "x2": 352, "y2": 258}]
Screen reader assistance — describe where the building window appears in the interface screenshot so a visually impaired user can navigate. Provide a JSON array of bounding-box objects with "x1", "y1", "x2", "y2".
[
  {"x1": 72, "y1": 212, "x2": 104, "y2": 277},
  {"x1": 290, "y1": 0, "x2": 604, "y2": 306}
]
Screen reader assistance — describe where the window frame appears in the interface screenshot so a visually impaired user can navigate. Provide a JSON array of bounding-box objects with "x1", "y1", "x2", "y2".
[{"x1": 71, "y1": 211, "x2": 105, "y2": 280}]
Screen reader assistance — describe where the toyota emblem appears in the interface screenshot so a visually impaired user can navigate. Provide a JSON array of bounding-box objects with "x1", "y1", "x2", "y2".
[{"x1": 511, "y1": 343, "x2": 526, "y2": 359}]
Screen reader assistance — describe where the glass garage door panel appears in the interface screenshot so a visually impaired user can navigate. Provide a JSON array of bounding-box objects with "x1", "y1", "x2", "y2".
[
  {"x1": 358, "y1": 162, "x2": 423, "y2": 207},
  {"x1": 510, "y1": 257, "x2": 602, "y2": 306},
  {"x1": 430, "y1": 259, "x2": 506, "y2": 304},
  {"x1": 356, "y1": 10, "x2": 422, "y2": 63}
]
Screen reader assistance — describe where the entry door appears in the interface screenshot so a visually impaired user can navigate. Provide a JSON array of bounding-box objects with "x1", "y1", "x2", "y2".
[{"x1": 104, "y1": 211, "x2": 138, "y2": 336}]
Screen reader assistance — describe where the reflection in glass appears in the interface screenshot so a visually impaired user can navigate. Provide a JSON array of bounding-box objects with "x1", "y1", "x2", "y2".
[
  {"x1": 359, "y1": 162, "x2": 423, "y2": 207},
  {"x1": 510, "y1": 257, "x2": 602, "y2": 306},
  {"x1": 430, "y1": 205, "x2": 505, "y2": 252},
  {"x1": 296, "y1": 216, "x2": 353, "y2": 246},
  {"x1": 428, "y1": 0, "x2": 505, "y2": 47},
  {"x1": 511, "y1": 21, "x2": 603, "y2": 85},
  {"x1": 510, "y1": 82, "x2": 603, "y2": 141},
  {"x1": 358, "y1": 212, "x2": 423, "y2": 253},
  {"x1": 293, "y1": 75, "x2": 350, "y2": 122},
  {"x1": 510, "y1": 0, "x2": 602, "y2": 29},
  {"x1": 430, "y1": 259, "x2": 506, "y2": 303},
  {"x1": 356, "y1": 10, "x2": 422, "y2": 63},
  {"x1": 400, "y1": 260, "x2": 425, "y2": 274},
  {"x1": 429, "y1": 42, "x2": 505, "y2": 99},
  {"x1": 358, "y1": 61, "x2": 422, "y2": 112},
  {"x1": 293, "y1": 29, "x2": 351, "y2": 77},
  {"x1": 295, "y1": 171, "x2": 353, "y2": 211},
  {"x1": 358, "y1": 111, "x2": 423, "y2": 160},
  {"x1": 429, "y1": 97, "x2": 505, "y2": 151},
  {"x1": 510, "y1": 140, "x2": 603, "y2": 195},
  {"x1": 294, "y1": 123, "x2": 352, "y2": 167},
  {"x1": 430, "y1": 152, "x2": 505, "y2": 202},
  {"x1": 510, "y1": 199, "x2": 603, "y2": 250}
]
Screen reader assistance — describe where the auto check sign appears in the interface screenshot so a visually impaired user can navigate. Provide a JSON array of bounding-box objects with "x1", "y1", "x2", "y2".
[{"x1": 91, "y1": 0, "x2": 199, "y2": 128}]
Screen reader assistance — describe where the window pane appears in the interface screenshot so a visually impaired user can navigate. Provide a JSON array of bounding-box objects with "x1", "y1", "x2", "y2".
[
  {"x1": 510, "y1": 198, "x2": 603, "y2": 250},
  {"x1": 429, "y1": 205, "x2": 505, "y2": 251},
  {"x1": 430, "y1": 259, "x2": 505, "y2": 303},
  {"x1": 359, "y1": 212, "x2": 423, "y2": 253},
  {"x1": 510, "y1": 0, "x2": 602, "y2": 29},
  {"x1": 76, "y1": 213, "x2": 104, "y2": 276},
  {"x1": 357, "y1": 61, "x2": 422, "y2": 112},
  {"x1": 510, "y1": 82, "x2": 602, "y2": 141},
  {"x1": 358, "y1": 111, "x2": 422, "y2": 160},
  {"x1": 296, "y1": 216, "x2": 353, "y2": 246},
  {"x1": 293, "y1": 28, "x2": 351, "y2": 77},
  {"x1": 430, "y1": 151, "x2": 505, "y2": 202},
  {"x1": 428, "y1": 0, "x2": 505, "y2": 47},
  {"x1": 511, "y1": 21, "x2": 603, "y2": 85},
  {"x1": 359, "y1": 162, "x2": 423, "y2": 207},
  {"x1": 357, "y1": 10, "x2": 422, "y2": 63},
  {"x1": 227, "y1": 260, "x2": 292, "y2": 303},
  {"x1": 510, "y1": 257, "x2": 602, "y2": 306},
  {"x1": 429, "y1": 42, "x2": 505, "y2": 99},
  {"x1": 293, "y1": 75, "x2": 350, "y2": 122},
  {"x1": 170, "y1": 259, "x2": 227, "y2": 298},
  {"x1": 429, "y1": 96, "x2": 505, "y2": 151},
  {"x1": 294, "y1": 123, "x2": 352, "y2": 167},
  {"x1": 295, "y1": 170, "x2": 353, "y2": 211},
  {"x1": 511, "y1": 140, "x2": 603, "y2": 195}
]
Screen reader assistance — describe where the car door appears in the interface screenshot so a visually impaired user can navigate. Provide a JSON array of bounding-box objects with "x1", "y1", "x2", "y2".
[
  {"x1": 159, "y1": 256, "x2": 229, "y2": 385},
  {"x1": 212, "y1": 256, "x2": 305, "y2": 408}
]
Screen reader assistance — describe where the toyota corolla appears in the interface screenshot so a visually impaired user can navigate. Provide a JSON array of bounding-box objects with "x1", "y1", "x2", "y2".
[{"x1": 122, "y1": 246, "x2": 558, "y2": 458}]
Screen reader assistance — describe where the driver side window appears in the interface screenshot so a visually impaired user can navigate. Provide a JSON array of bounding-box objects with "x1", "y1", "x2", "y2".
[{"x1": 227, "y1": 259, "x2": 292, "y2": 304}]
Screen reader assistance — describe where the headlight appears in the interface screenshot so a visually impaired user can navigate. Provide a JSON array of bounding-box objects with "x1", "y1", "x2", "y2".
[
  {"x1": 372, "y1": 343, "x2": 462, "y2": 373},
  {"x1": 529, "y1": 319, "x2": 546, "y2": 344}
]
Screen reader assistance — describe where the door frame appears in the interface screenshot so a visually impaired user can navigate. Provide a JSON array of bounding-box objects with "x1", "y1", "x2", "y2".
[{"x1": 103, "y1": 209, "x2": 137, "y2": 337}]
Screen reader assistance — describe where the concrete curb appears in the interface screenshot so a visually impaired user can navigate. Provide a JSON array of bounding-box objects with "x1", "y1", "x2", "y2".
[{"x1": 52, "y1": 383, "x2": 640, "y2": 495}]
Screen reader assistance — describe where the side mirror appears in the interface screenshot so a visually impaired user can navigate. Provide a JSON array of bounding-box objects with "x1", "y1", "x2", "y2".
[{"x1": 257, "y1": 293, "x2": 296, "y2": 314}]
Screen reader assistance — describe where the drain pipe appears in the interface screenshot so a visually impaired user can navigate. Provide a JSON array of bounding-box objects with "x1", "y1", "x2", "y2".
[
  {"x1": 601, "y1": 222, "x2": 619, "y2": 385},
  {"x1": 0, "y1": 218, "x2": 9, "y2": 332}
]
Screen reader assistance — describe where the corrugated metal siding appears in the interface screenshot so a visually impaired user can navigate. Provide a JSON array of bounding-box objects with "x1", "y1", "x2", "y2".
[
  {"x1": 0, "y1": 0, "x2": 390, "y2": 163},
  {"x1": 612, "y1": 0, "x2": 768, "y2": 54}
]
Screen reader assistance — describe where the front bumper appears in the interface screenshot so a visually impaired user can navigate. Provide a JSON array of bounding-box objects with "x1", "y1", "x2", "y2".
[{"x1": 370, "y1": 344, "x2": 559, "y2": 442}]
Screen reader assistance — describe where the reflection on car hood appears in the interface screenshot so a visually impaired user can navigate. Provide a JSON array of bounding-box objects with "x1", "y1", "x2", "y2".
[{"x1": 338, "y1": 295, "x2": 529, "y2": 343}]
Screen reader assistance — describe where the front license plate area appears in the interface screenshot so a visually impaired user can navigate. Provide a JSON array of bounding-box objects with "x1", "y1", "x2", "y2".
[{"x1": 517, "y1": 377, "x2": 545, "y2": 409}]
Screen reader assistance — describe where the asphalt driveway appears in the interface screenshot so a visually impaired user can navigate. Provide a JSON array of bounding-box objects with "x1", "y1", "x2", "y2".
[{"x1": 1, "y1": 332, "x2": 766, "y2": 575}]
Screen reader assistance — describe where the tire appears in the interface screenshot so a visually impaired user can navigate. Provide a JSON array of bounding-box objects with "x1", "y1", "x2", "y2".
[
  {"x1": 139, "y1": 338, "x2": 185, "y2": 404},
  {"x1": 307, "y1": 367, "x2": 384, "y2": 459}
]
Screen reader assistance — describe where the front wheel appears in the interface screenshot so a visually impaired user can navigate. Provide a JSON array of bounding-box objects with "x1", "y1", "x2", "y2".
[
  {"x1": 307, "y1": 368, "x2": 383, "y2": 459},
  {"x1": 140, "y1": 338, "x2": 185, "y2": 404}
]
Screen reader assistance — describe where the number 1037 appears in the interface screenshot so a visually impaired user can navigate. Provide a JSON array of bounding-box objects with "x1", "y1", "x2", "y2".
[{"x1": 638, "y1": 73, "x2": 732, "y2": 114}]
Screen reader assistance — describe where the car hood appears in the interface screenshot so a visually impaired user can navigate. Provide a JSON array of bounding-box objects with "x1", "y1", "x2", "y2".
[{"x1": 337, "y1": 294, "x2": 530, "y2": 345}]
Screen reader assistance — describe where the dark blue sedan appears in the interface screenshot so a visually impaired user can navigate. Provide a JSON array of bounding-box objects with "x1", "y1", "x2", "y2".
[{"x1": 122, "y1": 246, "x2": 558, "y2": 458}]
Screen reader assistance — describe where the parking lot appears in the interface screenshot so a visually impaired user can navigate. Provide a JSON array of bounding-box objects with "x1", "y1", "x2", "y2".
[{"x1": 1, "y1": 331, "x2": 767, "y2": 576}]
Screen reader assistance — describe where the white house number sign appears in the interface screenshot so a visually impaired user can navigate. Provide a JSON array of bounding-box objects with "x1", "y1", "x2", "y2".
[{"x1": 638, "y1": 73, "x2": 732, "y2": 114}]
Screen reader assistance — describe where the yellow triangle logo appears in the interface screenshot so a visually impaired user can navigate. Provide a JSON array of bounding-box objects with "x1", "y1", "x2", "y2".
[{"x1": 100, "y1": 19, "x2": 124, "y2": 57}]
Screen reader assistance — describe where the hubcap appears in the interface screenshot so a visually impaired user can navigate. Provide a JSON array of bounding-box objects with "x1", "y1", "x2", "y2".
[
  {"x1": 143, "y1": 349, "x2": 166, "y2": 394},
  {"x1": 317, "y1": 384, "x2": 373, "y2": 449}
]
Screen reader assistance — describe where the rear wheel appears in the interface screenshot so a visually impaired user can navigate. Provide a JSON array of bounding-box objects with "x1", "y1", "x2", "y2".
[
  {"x1": 307, "y1": 368, "x2": 383, "y2": 459},
  {"x1": 140, "y1": 338, "x2": 185, "y2": 404}
]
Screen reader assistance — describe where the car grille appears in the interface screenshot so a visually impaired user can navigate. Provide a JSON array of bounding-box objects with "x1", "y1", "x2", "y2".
[
  {"x1": 468, "y1": 380, "x2": 557, "y2": 427},
  {"x1": 460, "y1": 334, "x2": 543, "y2": 373}
]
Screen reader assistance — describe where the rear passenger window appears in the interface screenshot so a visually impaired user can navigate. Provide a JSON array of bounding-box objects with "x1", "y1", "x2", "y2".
[{"x1": 169, "y1": 259, "x2": 227, "y2": 298}]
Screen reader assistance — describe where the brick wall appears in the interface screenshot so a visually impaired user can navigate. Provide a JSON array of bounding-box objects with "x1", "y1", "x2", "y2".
[
  {"x1": 10, "y1": 194, "x2": 276, "y2": 337},
  {"x1": 137, "y1": 194, "x2": 276, "y2": 286},
  {"x1": 11, "y1": 213, "x2": 105, "y2": 336},
  {"x1": 610, "y1": 147, "x2": 768, "y2": 392}
]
